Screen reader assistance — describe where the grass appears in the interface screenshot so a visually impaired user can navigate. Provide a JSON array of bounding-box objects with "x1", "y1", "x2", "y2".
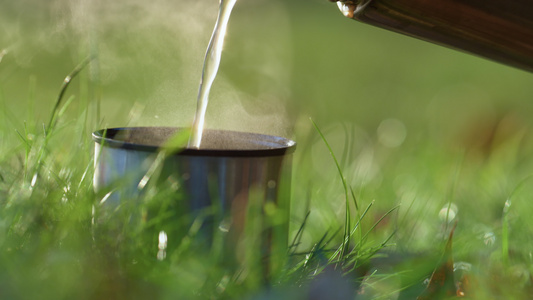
[
  {"x1": 0, "y1": 77, "x2": 360, "y2": 300},
  {"x1": 2, "y1": 60, "x2": 533, "y2": 299},
  {"x1": 2, "y1": 1, "x2": 533, "y2": 299},
  {"x1": 0, "y1": 58, "x2": 399, "y2": 299}
]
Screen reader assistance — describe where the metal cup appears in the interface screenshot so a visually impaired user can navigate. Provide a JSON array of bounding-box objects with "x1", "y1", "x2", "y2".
[{"x1": 93, "y1": 127, "x2": 296, "y2": 276}]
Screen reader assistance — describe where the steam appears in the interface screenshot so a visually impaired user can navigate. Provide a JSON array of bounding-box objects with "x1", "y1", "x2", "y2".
[
  {"x1": 0, "y1": 0, "x2": 293, "y2": 137},
  {"x1": 0, "y1": 49, "x2": 6, "y2": 64}
]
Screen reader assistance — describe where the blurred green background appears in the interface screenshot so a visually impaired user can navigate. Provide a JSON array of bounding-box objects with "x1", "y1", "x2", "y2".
[{"x1": 2, "y1": 0, "x2": 533, "y2": 297}]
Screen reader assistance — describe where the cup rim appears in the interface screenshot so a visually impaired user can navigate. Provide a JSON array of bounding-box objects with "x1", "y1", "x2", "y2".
[{"x1": 93, "y1": 127, "x2": 296, "y2": 157}]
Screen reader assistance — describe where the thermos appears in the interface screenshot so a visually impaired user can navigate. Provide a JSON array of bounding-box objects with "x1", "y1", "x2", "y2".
[{"x1": 329, "y1": 0, "x2": 533, "y2": 72}]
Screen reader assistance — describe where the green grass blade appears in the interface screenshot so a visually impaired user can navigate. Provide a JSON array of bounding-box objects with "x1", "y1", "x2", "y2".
[
  {"x1": 311, "y1": 118, "x2": 352, "y2": 261},
  {"x1": 47, "y1": 55, "x2": 95, "y2": 135},
  {"x1": 360, "y1": 205, "x2": 400, "y2": 245}
]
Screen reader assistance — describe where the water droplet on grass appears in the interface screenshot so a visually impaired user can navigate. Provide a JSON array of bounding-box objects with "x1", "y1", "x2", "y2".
[
  {"x1": 483, "y1": 232, "x2": 496, "y2": 246},
  {"x1": 157, "y1": 231, "x2": 168, "y2": 261},
  {"x1": 158, "y1": 231, "x2": 168, "y2": 250},
  {"x1": 439, "y1": 203, "x2": 458, "y2": 222},
  {"x1": 30, "y1": 173, "x2": 38, "y2": 189},
  {"x1": 218, "y1": 219, "x2": 231, "y2": 233}
]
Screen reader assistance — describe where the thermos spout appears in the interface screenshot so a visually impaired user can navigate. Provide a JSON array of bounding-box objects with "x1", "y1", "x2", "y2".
[{"x1": 330, "y1": 0, "x2": 533, "y2": 72}]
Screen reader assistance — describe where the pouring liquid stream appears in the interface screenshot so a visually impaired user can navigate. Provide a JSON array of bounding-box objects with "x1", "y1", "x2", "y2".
[{"x1": 188, "y1": 0, "x2": 237, "y2": 149}]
